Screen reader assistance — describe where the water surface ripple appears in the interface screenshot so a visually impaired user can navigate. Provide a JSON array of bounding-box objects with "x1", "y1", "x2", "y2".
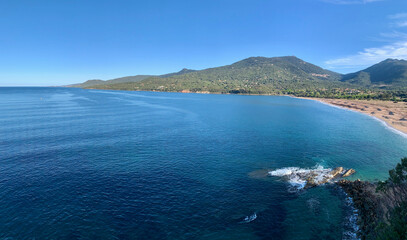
[{"x1": 1, "y1": 87, "x2": 406, "y2": 239}]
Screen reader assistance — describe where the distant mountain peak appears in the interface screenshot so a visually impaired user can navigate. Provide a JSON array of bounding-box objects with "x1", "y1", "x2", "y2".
[
  {"x1": 241, "y1": 56, "x2": 299, "y2": 61},
  {"x1": 236, "y1": 56, "x2": 304, "y2": 65},
  {"x1": 179, "y1": 68, "x2": 193, "y2": 73},
  {"x1": 342, "y1": 58, "x2": 407, "y2": 86},
  {"x1": 380, "y1": 58, "x2": 407, "y2": 63},
  {"x1": 281, "y1": 55, "x2": 300, "y2": 59}
]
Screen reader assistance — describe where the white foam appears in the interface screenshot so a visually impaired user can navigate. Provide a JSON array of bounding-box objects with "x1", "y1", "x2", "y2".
[
  {"x1": 269, "y1": 167, "x2": 302, "y2": 176},
  {"x1": 342, "y1": 194, "x2": 360, "y2": 240},
  {"x1": 369, "y1": 115, "x2": 407, "y2": 138},
  {"x1": 269, "y1": 165, "x2": 334, "y2": 190},
  {"x1": 241, "y1": 213, "x2": 257, "y2": 223}
]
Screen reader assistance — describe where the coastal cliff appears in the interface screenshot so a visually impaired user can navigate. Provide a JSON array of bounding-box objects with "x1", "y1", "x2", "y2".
[{"x1": 337, "y1": 158, "x2": 407, "y2": 240}]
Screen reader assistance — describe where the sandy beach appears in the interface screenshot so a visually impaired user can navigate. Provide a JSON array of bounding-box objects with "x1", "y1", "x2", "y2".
[{"x1": 301, "y1": 98, "x2": 407, "y2": 135}]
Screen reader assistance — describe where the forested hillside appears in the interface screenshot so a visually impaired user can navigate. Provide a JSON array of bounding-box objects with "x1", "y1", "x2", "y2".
[
  {"x1": 88, "y1": 56, "x2": 346, "y2": 94},
  {"x1": 69, "y1": 56, "x2": 407, "y2": 101}
]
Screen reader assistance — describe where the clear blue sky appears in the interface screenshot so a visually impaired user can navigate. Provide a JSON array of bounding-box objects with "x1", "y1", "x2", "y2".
[{"x1": 1, "y1": 0, "x2": 407, "y2": 86}]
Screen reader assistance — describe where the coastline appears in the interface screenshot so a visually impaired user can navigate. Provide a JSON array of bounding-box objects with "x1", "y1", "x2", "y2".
[
  {"x1": 82, "y1": 87, "x2": 407, "y2": 137},
  {"x1": 84, "y1": 87, "x2": 407, "y2": 136},
  {"x1": 297, "y1": 97, "x2": 407, "y2": 136},
  {"x1": 81, "y1": 87, "x2": 280, "y2": 96}
]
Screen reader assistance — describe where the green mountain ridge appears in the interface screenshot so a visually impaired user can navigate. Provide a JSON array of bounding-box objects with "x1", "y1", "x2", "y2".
[
  {"x1": 67, "y1": 75, "x2": 153, "y2": 88},
  {"x1": 70, "y1": 56, "x2": 407, "y2": 96},
  {"x1": 67, "y1": 68, "x2": 196, "y2": 88},
  {"x1": 341, "y1": 58, "x2": 407, "y2": 87},
  {"x1": 86, "y1": 56, "x2": 348, "y2": 94},
  {"x1": 159, "y1": 68, "x2": 196, "y2": 78}
]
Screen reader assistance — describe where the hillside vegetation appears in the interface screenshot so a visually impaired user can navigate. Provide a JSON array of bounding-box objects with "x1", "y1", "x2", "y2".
[
  {"x1": 67, "y1": 75, "x2": 153, "y2": 88},
  {"x1": 88, "y1": 56, "x2": 345, "y2": 93},
  {"x1": 67, "y1": 69, "x2": 196, "y2": 88},
  {"x1": 70, "y1": 56, "x2": 407, "y2": 101},
  {"x1": 342, "y1": 59, "x2": 407, "y2": 87}
]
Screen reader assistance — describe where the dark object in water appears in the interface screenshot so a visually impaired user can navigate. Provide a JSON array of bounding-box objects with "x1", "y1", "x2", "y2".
[{"x1": 241, "y1": 213, "x2": 257, "y2": 223}]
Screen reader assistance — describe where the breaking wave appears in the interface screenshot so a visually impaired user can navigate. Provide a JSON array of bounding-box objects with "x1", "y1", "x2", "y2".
[
  {"x1": 269, "y1": 165, "x2": 333, "y2": 190},
  {"x1": 343, "y1": 195, "x2": 360, "y2": 240}
]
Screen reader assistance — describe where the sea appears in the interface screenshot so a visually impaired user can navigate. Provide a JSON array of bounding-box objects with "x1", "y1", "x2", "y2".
[{"x1": 1, "y1": 87, "x2": 407, "y2": 239}]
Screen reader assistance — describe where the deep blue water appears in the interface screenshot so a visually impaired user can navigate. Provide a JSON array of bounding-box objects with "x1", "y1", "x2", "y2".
[{"x1": 1, "y1": 87, "x2": 407, "y2": 239}]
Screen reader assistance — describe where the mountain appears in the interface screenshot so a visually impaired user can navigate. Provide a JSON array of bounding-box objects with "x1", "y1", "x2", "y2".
[
  {"x1": 160, "y1": 68, "x2": 196, "y2": 78},
  {"x1": 67, "y1": 75, "x2": 153, "y2": 88},
  {"x1": 68, "y1": 68, "x2": 197, "y2": 88},
  {"x1": 87, "y1": 56, "x2": 346, "y2": 94},
  {"x1": 341, "y1": 58, "x2": 407, "y2": 87},
  {"x1": 68, "y1": 79, "x2": 106, "y2": 88}
]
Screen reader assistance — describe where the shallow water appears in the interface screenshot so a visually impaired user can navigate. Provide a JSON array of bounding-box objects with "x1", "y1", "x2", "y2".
[{"x1": 1, "y1": 87, "x2": 406, "y2": 239}]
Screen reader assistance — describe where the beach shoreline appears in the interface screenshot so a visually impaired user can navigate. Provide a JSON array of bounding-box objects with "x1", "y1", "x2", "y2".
[
  {"x1": 297, "y1": 97, "x2": 407, "y2": 136},
  {"x1": 81, "y1": 87, "x2": 407, "y2": 135}
]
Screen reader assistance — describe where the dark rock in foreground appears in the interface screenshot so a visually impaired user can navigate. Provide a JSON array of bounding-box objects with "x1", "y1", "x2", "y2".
[{"x1": 337, "y1": 180, "x2": 407, "y2": 239}]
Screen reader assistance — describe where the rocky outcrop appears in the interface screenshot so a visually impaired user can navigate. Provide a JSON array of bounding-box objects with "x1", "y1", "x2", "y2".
[
  {"x1": 269, "y1": 166, "x2": 356, "y2": 190},
  {"x1": 330, "y1": 167, "x2": 344, "y2": 178},
  {"x1": 338, "y1": 180, "x2": 378, "y2": 239},
  {"x1": 342, "y1": 169, "x2": 356, "y2": 178},
  {"x1": 304, "y1": 167, "x2": 355, "y2": 189}
]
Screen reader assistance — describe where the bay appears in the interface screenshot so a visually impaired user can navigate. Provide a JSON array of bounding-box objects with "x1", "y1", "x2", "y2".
[{"x1": 1, "y1": 87, "x2": 406, "y2": 239}]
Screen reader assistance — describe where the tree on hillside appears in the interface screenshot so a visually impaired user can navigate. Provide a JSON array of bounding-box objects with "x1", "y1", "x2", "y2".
[{"x1": 375, "y1": 157, "x2": 407, "y2": 240}]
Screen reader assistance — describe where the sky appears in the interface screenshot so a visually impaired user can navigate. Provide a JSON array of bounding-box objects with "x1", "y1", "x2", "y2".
[{"x1": 1, "y1": 0, "x2": 407, "y2": 86}]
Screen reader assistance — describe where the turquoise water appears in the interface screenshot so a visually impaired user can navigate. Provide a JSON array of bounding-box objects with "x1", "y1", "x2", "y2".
[{"x1": 1, "y1": 87, "x2": 407, "y2": 239}]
